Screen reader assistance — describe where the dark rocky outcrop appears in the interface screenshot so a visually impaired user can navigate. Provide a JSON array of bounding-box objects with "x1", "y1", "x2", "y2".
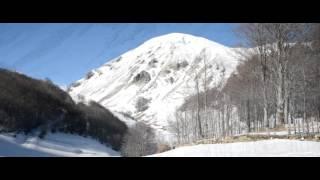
[{"x1": 133, "y1": 71, "x2": 151, "y2": 83}]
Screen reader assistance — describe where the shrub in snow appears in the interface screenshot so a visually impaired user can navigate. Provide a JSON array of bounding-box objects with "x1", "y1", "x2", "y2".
[
  {"x1": 69, "y1": 81, "x2": 81, "y2": 88},
  {"x1": 169, "y1": 77, "x2": 174, "y2": 84},
  {"x1": 85, "y1": 71, "x2": 95, "y2": 80},
  {"x1": 176, "y1": 60, "x2": 189, "y2": 70},
  {"x1": 135, "y1": 97, "x2": 150, "y2": 112},
  {"x1": 51, "y1": 128, "x2": 57, "y2": 134},
  {"x1": 39, "y1": 129, "x2": 47, "y2": 139},
  {"x1": 77, "y1": 94, "x2": 85, "y2": 102},
  {"x1": 115, "y1": 56, "x2": 122, "y2": 62},
  {"x1": 156, "y1": 143, "x2": 171, "y2": 153},
  {"x1": 121, "y1": 122, "x2": 157, "y2": 157}
]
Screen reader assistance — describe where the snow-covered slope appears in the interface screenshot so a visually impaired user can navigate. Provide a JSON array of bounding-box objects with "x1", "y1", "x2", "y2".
[
  {"x1": 149, "y1": 139, "x2": 320, "y2": 157},
  {"x1": 68, "y1": 33, "x2": 243, "y2": 133},
  {"x1": 0, "y1": 133, "x2": 120, "y2": 157}
]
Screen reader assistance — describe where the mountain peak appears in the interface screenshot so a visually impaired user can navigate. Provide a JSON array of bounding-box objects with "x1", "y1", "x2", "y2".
[{"x1": 141, "y1": 33, "x2": 228, "y2": 49}]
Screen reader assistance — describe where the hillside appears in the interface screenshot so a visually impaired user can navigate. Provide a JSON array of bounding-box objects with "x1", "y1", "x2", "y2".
[{"x1": 0, "y1": 68, "x2": 127, "y2": 150}]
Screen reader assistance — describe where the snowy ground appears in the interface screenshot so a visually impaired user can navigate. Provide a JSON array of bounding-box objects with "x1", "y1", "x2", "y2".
[
  {"x1": 247, "y1": 131, "x2": 289, "y2": 136},
  {"x1": 149, "y1": 139, "x2": 320, "y2": 157},
  {"x1": 2, "y1": 131, "x2": 320, "y2": 157},
  {"x1": 0, "y1": 133, "x2": 120, "y2": 157}
]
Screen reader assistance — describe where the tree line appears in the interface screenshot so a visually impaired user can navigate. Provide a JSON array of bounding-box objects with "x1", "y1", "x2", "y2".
[{"x1": 169, "y1": 23, "x2": 320, "y2": 145}]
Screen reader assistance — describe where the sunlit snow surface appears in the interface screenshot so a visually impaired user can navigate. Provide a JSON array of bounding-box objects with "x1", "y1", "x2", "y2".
[
  {"x1": 0, "y1": 133, "x2": 119, "y2": 157},
  {"x1": 149, "y1": 139, "x2": 320, "y2": 157}
]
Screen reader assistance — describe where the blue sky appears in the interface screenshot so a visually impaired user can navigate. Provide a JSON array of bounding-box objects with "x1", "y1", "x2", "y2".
[{"x1": 0, "y1": 23, "x2": 240, "y2": 87}]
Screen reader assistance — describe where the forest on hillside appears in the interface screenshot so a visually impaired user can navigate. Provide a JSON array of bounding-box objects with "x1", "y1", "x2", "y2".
[
  {"x1": 170, "y1": 23, "x2": 320, "y2": 145},
  {"x1": 0, "y1": 68, "x2": 127, "y2": 150}
]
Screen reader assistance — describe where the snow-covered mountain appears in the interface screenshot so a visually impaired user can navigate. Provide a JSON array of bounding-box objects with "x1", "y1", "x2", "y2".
[{"x1": 68, "y1": 33, "x2": 244, "y2": 134}]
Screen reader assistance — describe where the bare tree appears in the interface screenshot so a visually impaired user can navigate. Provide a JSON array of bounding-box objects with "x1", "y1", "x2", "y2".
[
  {"x1": 202, "y1": 49, "x2": 209, "y2": 138},
  {"x1": 237, "y1": 23, "x2": 270, "y2": 129},
  {"x1": 121, "y1": 122, "x2": 157, "y2": 157},
  {"x1": 194, "y1": 72, "x2": 204, "y2": 139}
]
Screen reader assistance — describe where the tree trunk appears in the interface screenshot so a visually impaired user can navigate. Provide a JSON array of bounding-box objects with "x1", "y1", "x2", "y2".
[
  {"x1": 192, "y1": 109, "x2": 197, "y2": 141},
  {"x1": 292, "y1": 113, "x2": 295, "y2": 135},
  {"x1": 230, "y1": 106, "x2": 233, "y2": 136},
  {"x1": 302, "y1": 68, "x2": 309, "y2": 135},
  {"x1": 264, "y1": 105, "x2": 268, "y2": 128},
  {"x1": 211, "y1": 109, "x2": 215, "y2": 139},
  {"x1": 222, "y1": 106, "x2": 225, "y2": 138},
  {"x1": 276, "y1": 64, "x2": 285, "y2": 126},
  {"x1": 261, "y1": 53, "x2": 269, "y2": 129},
  {"x1": 287, "y1": 95, "x2": 291, "y2": 135},
  {"x1": 311, "y1": 116, "x2": 315, "y2": 134},
  {"x1": 247, "y1": 99, "x2": 251, "y2": 133},
  {"x1": 203, "y1": 56, "x2": 208, "y2": 138},
  {"x1": 274, "y1": 111, "x2": 277, "y2": 129},
  {"x1": 226, "y1": 104, "x2": 231, "y2": 137},
  {"x1": 291, "y1": 100, "x2": 296, "y2": 135},
  {"x1": 238, "y1": 110, "x2": 241, "y2": 135},
  {"x1": 184, "y1": 111, "x2": 190, "y2": 143},
  {"x1": 317, "y1": 110, "x2": 320, "y2": 134},
  {"x1": 284, "y1": 95, "x2": 289, "y2": 124},
  {"x1": 254, "y1": 105, "x2": 257, "y2": 132},
  {"x1": 218, "y1": 111, "x2": 221, "y2": 139},
  {"x1": 195, "y1": 74, "x2": 203, "y2": 139},
  {"x1": 298, "y1": 116, "x2": 301, "y2": 136}
]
